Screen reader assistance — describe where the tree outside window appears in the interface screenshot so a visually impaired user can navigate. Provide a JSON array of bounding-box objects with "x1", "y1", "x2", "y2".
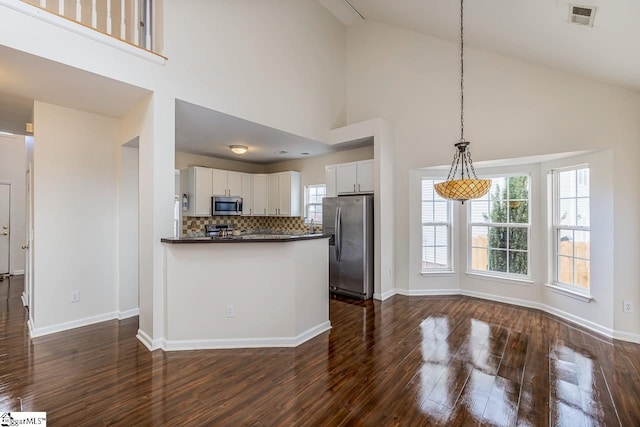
[{"x1": 469, "y1": 175, "x2": 530, "y2": 277}]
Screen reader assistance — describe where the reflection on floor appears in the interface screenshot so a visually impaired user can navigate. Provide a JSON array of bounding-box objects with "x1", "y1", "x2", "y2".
[{"x1": 1, "y1": 275, "x2": 638, "y2": 425}]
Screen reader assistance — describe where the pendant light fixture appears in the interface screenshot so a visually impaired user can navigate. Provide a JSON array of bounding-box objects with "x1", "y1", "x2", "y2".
[{"x1": 434, "y1": 0, "x2": 491, "y2": 203}]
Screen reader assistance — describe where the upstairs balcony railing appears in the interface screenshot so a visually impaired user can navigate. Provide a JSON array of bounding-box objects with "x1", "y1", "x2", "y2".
[{"x1": 21, "y1": 0, "x2": 157, "y2": 53}]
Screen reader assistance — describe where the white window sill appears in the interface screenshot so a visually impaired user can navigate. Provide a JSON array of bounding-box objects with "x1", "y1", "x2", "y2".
[
  {"x1": 544, "y1": 283, "x2": 593, "y2": 303},
  {"x1": 420, "y1": 270, "x2": 455, "y2": 277},
  {"x1": 465, "y1": 271, "x2": 533, "y2": 286}
]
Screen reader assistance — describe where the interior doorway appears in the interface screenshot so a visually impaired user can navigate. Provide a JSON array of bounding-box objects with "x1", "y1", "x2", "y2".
[{"x1": 0, "y1": 183, "x2": 10, "y2": 277}]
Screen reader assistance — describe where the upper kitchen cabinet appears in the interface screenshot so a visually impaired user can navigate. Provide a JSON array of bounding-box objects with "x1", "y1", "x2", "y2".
[
  {"x1": 252, "y1": 174, "x2": 268, "y2": 216},
  {"x1": 212, "y1": 169, "x2": 243, "y2": 197},
  {"x1": 181, "y1": 166, "x2": 213, "y2": 217},
  {"x1": 241, "y1": 173, "x2": 253, "y2": 215},
  {"x1": 268, "y1": 171, "x2": 301, "y2": 216},
  {"x1": 336, "y1": 160, "x2": 374, "y2": 194},
  {"x1": 325, "y1": 164, "x2": 337, "y2": 197}
]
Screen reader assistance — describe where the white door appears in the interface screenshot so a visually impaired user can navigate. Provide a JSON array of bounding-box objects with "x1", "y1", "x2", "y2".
[
  {"x1": 194, "y1": 167, "x2": 213, "y2": 216},
  {"x1": 25, "y1": 164, "x2": 34, "y2": 310},
  {"x1": 0, "y1": 184, "x2": 9, "y2": 275},
  {"x1": 336, "y1": 163, "x2": 357, "y2": 194},
  {"x1": 267, "y1": 173, "x2": 279, "y2": 215},
  {"x1": 325, "y1": 165, "x2": 337, "y2": 198},
  {"x1": 356, "y1": 160, "x2": 375, "y2": 193},
  {"x1": 227, "y1": 171, "x2": 242, "y2": 197},
  {"x1": 241, "y1": 173, "x2": 253, "y2": 215},
  {"x1": 252, "y1": 174, "x2": 268, "y2": 216},
  {"x1": 211, "y1": 169, "x2": 228, "y2": 196},
  {"x1": 278, "y1": 172, "x2": 291, "y2": 216}
]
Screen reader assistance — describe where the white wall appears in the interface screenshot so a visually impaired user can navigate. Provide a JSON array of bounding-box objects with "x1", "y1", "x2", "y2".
[
  {"x1": 346, "y1": 21, "x2": 640, "y2": 340},
  {"x1": 0, "y1": 0, "x2": 348, "y2": 343},
  {"x1": 0, "y1": 134, "x2": 26, "y2": 274},
  {"x1": 32, "y1": 101, "x2": 119, "y2": 333},
  {"x1": 265, "y1": 145, "x2": 374, "y2": 187},
  {"x1": 175, "y1": 151, "x2": 263, "y2": 174},
  {"x1": 118, "y1": 145, "x2": 139, "y2": 316},
  {"x1": 163, "y1": 0, "x2": 347, "y2": 143}
]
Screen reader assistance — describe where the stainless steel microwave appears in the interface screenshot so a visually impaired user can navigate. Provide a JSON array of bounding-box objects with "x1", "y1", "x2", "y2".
[{"x1": 212, "y1": 196, "x2": 243, "y2": 216}]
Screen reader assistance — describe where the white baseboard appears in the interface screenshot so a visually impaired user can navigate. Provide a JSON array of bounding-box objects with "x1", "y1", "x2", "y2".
[
  {"x1": 374, "y1": 288, "x2": 397, "y2": 301},
  {"x1": 30, "y1": 311, "x2": 118, "y2": 338},
  {"x1": 162, "y1": 321, "x2": 332, "y2": 351},
  {"x1": 21, "y1": 292, "x2": 27, "y2": 307},
  {"x1": 541, "y1": 302, "x2": 614, "y2": 339},
  {"x1": 386, "y1": 287, "x2": 639, "y2": 344},
  {"x1": 612, "y1": 330, "x2": 640, "y2": 344},
  {"x1": 136, "y1": 329, "x2": 162, "y2": 351},
  {"x1": 12, "y1": 269, "x2": 24, "y2": 275},
  {"x1": 117, "y1": 308, "x2": 139, "y2": 320},
  {"x1": 396, "y1": 288, "x2": 461, "y2": 297},
  {"x1": 460, "y1": 289, "x2": 543, "y2": 311}
]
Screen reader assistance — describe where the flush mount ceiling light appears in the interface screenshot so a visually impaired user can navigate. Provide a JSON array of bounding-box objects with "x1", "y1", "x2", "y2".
[
  {"x1": 434, "y1": 0, "x2": 491, "y2": 204},
  {"x1": 229, "y1": 145, "x2": 248, "y2": 155}
]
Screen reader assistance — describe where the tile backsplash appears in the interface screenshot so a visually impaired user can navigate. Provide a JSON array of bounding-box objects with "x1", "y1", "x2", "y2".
[{"x1": 182, "y1": 215, "x2": 322, "y2": 235}]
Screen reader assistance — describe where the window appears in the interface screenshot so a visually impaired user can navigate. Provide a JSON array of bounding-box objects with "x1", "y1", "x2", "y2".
[
  {"x1": 421, "y1": 179, "x2": 452, "y2": 272},
  {"x1": 304, "y1": 184, "x2": 326, "y2": 224},
  {"x1": 553, "y1": 166, "x2": 590, "y2": 291},
  {"x1": 469, "y1": 175, "x2": 530, "y2": 278}
]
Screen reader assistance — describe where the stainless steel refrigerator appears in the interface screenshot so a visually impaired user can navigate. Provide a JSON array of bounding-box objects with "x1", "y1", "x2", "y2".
[{"x1": 322, "y1": 195, "x2": 374, "y2": 299}]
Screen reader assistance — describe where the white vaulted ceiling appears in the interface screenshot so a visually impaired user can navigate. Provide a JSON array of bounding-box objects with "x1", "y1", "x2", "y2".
[{"x1": 322, "y1": 0, "x2": 640, "y2": 92}]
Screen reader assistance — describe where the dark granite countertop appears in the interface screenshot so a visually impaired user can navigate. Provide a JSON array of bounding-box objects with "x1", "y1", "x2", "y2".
[{"x1": 161, "y1": 233, "x2": 330, "y2": 244}]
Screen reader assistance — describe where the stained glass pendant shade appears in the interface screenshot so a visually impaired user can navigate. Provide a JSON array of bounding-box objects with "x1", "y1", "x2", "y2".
[{"x1": 434, "y1": 0, "x2": 490, "y2": 203}]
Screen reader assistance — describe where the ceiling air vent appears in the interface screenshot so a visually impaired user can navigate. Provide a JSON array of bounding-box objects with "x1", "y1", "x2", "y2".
[{"x1": 569, "y1": 4, "x2": 596, "y2": 26}]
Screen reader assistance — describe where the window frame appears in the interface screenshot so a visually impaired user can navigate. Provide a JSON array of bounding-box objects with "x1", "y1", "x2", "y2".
[
  {"x1": 304, "y1": 184, "x2": 326, "y2": 225},
  {"x1": 551, "y1": 164, "x2": 590, "y2": 295},
  {"x1": 421, "y1": 178, "x2": 453, "y2": 273},
  {"x1": 467, "y1": 173, "x2": 532, "y2": 281}
]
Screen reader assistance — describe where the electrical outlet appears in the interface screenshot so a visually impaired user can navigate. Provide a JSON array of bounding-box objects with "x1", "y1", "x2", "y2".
[
  {"x1": 70, "y1": 291, "x2": 80, "y2": 303},
  {"x1": 623, "y1": 301, "x2": 633, "y2": 313},
  {"x1": 226, "y1": 304, "x2": 235, "y2": 318}
]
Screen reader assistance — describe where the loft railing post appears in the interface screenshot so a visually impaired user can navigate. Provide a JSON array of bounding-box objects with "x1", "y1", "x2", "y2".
[
  {"x1": 75, "y1": 0, "x2": 81, "y2": 21},
  {"x1": 106, "y1": 0, "x2": 112, "y2": 34},
  {"x1": 133, "y1": 0, "x2": 139, "y2": 45},
  {"x1": 58, "y1": 0, "x2": 63, "y2": 15},
  {"x1": 91, "y1": 0, "x2": 97, "y2": 28},
  {"x1": 145, "y1": 0, "x2": 151, "y2": 50},
  {"x1": 120, "y1": 0, "x2": 126, "y2": 40}
]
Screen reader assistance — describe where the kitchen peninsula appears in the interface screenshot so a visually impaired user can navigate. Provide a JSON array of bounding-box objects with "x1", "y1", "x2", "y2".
[{"x1": 160, "y1": 233, "x2": 330, "y2": 350}]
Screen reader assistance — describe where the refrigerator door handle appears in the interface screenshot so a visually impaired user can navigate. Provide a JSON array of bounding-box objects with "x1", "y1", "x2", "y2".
[{"x1": 335, "y1": 207, "x2": 342, "y2": 262}]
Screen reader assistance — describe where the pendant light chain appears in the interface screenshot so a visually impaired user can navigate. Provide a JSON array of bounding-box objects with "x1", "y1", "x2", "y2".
[
  {"x1": 460, "y1": 0, "x2": 465, "y2": 143},
  {"x1": 434, "y1": 0, "x2": 492, "y2": 202}
]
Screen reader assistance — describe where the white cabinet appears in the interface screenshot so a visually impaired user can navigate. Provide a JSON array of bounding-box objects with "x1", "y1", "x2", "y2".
[
  {"x1": 252, "y1": 174, "x2": 268, "y2": 216},
  {"x1": 336, "y1": 160, "x2": 374, "y2": 194},
  {"x1": 268, "y1": 171, "x2": 301, "y2": 216},
  {"x1": 356, "y1": 160, "x2": 374, "y2": 193},
  {"x1": 241, "y1": 173, "x2": 253, "y2": 215},
  {"x1": 212, "y1": 169, "x2": 242, "y2": 196},
  {"x1": 180, "y1": 166, "x2": 213, "y2": 217},
  {"x1": 325, "y1": 165, "x2": 337, "y2": 198}
]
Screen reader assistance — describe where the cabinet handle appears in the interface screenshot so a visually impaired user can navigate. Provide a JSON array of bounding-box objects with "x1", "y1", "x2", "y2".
[
  {"x1": 353, "y1": 184, "x2": 356, "y2": 192},
  {"x1": 249, "y1": 208, "x2": 252, "y2": 215},
  {"x1": 358, "y1": 184, "x2": 361, "y2": 192}
]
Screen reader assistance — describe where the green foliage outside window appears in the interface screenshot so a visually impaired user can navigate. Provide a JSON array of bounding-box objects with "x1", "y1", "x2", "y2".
[{"x1": 485, "y1": 176, "x2": 529, "y2": 275}]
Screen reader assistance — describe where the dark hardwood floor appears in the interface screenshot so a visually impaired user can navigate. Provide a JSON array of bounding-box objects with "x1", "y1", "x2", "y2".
[{"x1": 1, "y1": 275, "x2": 639, "y2": 426}]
